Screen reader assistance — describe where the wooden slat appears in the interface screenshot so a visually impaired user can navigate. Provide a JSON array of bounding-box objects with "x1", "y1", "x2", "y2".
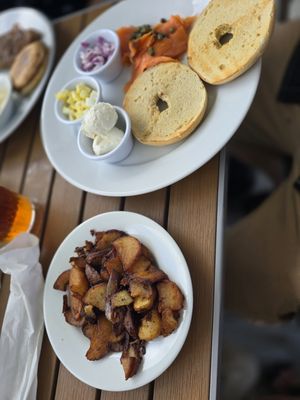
[
  {"x1": 153, "y1": 157, "x2": 219, "y2": 400},
  {"x1": 100, "y1": 188, "x2": 167, "y2": 400}
]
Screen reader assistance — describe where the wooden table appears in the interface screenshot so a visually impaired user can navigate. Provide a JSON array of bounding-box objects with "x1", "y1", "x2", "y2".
[{"x1": 0, "y1": 4, "x2": 224, "y2": 400}]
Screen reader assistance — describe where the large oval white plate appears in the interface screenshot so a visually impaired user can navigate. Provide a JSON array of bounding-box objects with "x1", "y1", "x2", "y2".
[
  {"x1": 41, "y1": 0, "x2": 260, "y2": 196},
  {"x1": 0, "y1": 7, "x2": 55, "y2": 143},
  {"x1": 44, "y1": 211, "x2": 193, "y2": 391}
]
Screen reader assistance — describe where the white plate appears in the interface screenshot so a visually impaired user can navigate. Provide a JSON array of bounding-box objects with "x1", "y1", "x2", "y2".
[
  {"x1": 0, "y1": 7, "x2": 55, "y2": 143},
  {"x1": 43, "y1": 211, "x2": 193, "y2": 391},
  {"x1": 41, "y1": 0, "x2": 260, "y2": 196}
]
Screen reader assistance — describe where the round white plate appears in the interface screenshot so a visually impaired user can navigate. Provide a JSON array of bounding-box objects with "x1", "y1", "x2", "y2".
[
  {"x1": 41, "y1": 0, "x2": 260, "y2": 196},
  {"x1": 43, "y1": 211, "x2": 193, "y2": 391},
  {"x1": 0, "y1": 7, "x2": 55, "y2": 143}
]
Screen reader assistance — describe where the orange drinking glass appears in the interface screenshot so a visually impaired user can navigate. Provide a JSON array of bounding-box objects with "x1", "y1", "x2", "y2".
[{"x1": 0, "y1": 186, "x2": 35, "y2": 245}]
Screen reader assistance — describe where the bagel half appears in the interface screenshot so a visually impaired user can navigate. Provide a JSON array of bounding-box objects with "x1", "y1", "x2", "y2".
[
  {"x1": 10, "y1": 40, "x2": 48, "y2": 95},
  {"x1": 123, "y1": 62, "x2": 207, "y2": 146},
  {"x1": 188, "y1": 0, "x2": 275, "y2": 85}
]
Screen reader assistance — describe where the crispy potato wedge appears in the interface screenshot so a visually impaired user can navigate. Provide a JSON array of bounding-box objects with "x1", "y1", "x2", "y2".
[
  {"x1": 53, "y1": 269, "x2": 70, "y2": 291},
  {"x1": 113, "y1": 236, "x2": 142, "y2": 271},
  {"x1": 84, "y1": 315, "x2": 112, "y2": 360},
  {"x1": 83, "y1": 283, "x2": 107, "y2": 311},
  {"x1": 85, "y1": 264, "x2": 102, "y2": 286},
  {"x1": 138, "y1": 309, "x2": 161, "y2": 341},
  {"x1": 160, "y1": 308, "x2": 179, "y2": 336},
  {"x1": 130, "y1": 256, "x2": 151, "y2": 274},
  {"x1": 131, "y1": 265, "x2": 167, "y2": 284},
  {"x1": 129, "y1": 280, "x2": 156, "y2": 312},
  {"x1": 104, "y1": 253, "x2": 123, "y2": 275},
  {"x1": 70, "y1": 293, "x2": 83, "y2": 320},
  {"x1": 121, "y1": 340, "x2": 144, "y2": 380},
  {"x1": 95, "y1": 230, "x2": 124, "y2": 250},
  {"x1": 111, "y1": 290, "x2": 133, "y2": 308},
  {"x1": 70, "y1": 256, "x2": 86, "y2": 270},
  {"x1": 141, "y1": 244, "x2": 155, "y2": 263},
  {"x1": 64, "y1": 309, "x2": 85, "y2": 327},
  {"x1": 69, "y1": 266, "x2": 89, "y2": 297},
  {"x1": 157, "y1": 280, "x2": 184, "y2": 312}
]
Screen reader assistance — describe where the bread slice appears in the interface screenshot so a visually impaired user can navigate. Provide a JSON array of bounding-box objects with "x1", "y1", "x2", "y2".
[
  {"x1": 123, "y1": 62, "x2": 207, "y2": 146},
  {"x1": 188, "y1": 0, "x2": 275, "y2": 85},
  {"x1": 10, "y1": 41, "x2": 48, "y2": 94}
]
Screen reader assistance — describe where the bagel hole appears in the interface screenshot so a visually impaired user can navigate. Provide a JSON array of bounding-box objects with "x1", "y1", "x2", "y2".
[
  {"x1": 219, "y1": 32, "x2": 233, "y2": 46},
  {"x1": 215, "y1": 24, "x2": 233, "y2": 47},
  {"x1": 156, "y1": 97, "x2": 168, "y2": 112}
]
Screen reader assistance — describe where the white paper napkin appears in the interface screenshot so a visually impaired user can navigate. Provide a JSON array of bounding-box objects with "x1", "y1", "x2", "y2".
[{"x1": 0, "y1": 233, "x2": 44, "y2": 400}]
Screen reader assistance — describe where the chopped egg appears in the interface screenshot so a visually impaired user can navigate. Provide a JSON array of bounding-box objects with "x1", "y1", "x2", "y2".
[{"x1": 55, "y1": 83, "x2": 97, "y2": 120}]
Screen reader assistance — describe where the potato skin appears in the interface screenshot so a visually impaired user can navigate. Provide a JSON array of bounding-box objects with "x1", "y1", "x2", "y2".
[
  {"x1": 69, "y1": 266, "x2": 89, "y2": 297},
  {"x1": 138, "y1": 309, "x2": 161, "y2": 341}
]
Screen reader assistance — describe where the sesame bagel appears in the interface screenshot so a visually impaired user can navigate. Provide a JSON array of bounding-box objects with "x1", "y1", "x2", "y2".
[
  {"x1": 188, "y1": 0, "x2": 275, "y2": 85},
  {"x1": 10, "y1": 40, "x2": 48, "y2": 95},
  {"x1": 123, "y1": 62, "x2": 207, "y2": 146}
]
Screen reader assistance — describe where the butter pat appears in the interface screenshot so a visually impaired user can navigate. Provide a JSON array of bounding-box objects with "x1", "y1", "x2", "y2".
[
  {"x1": 92, "y1": 127, "x2": 124, "y2": 155},
  {"x1": 82, "y1": 102, "x2": 118, "y2": 139}
]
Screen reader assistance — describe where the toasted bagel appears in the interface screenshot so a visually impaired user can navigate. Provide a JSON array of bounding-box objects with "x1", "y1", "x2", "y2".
[
  {"x1": 123, "y1": 62, "x2": 207, "y2": 146},
  {"x1": 188, "y1": 0, "x2": 275, "y2": 85},
  {"x1": 10, "y1": 41, "x2": 48, "y2": 94}
]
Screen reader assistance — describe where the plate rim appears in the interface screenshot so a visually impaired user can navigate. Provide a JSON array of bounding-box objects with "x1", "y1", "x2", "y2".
[
  {"x1": 0, "y1": 6, "x2": 56, "y2": 143},
  {"x1": 43, "y1": 210, "x2": 193, "y2": 391}
]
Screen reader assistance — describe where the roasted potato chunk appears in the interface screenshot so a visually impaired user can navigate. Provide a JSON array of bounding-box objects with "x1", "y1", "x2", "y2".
[
  {"x1": 129, "y1": 281, "x2": 156, "y2": 312},
  {"x1": 84, "y1": 315, "x2": 112, "y2": 360},
  {"x1": 69, "y1": 266, "x2": 89, "y2": 297},
  {"x1": 157, "y1": 280, "x2": 184, "y2": 312},
  {"x1": 83, "y1": 283, "x2": 107, "y2": 311},
  {"x1": 113, "y1": 236, "x2": 142, "y2": 271},
  {"x1": 53, "y1": 269, "x2": 70, "y2": 291},
  {"x1": 132, "y1": 265, "x2": 167, "y2": 284},
  {"x1": 84, "y1": 305, "x2": 97, "y2": 323},
  {"x1": 160, "y1": 308, "x2": 179, "y2": 336},
  {"x1": 111, "y1": 290, "x2": 133, "y2": 308},
  {"x1": 95, "y1": 229, "x2": 124, "y2": 250},
  {"x1": 138, "y1": 309, "x2": 161, "y2": 341},
  {"x1": 70, "y1": 293, "x2": 83, "y2": 320},
  {"x1": 103, "y1": 251, "x2": 123, "y2": 275}
]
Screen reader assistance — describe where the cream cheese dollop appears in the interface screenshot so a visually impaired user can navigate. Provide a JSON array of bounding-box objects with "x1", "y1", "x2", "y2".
[
  {"x1": 81, "y1": 102, "x2": 118, "y2": 139},
  {"x1": 92, "y1": 127, "x2": 124, "y2": 155}
]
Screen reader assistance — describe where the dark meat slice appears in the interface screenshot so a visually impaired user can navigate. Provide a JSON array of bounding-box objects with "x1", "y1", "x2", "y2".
[{"x1": 0, "y1": 24, "x2": 41, "y2": 68}]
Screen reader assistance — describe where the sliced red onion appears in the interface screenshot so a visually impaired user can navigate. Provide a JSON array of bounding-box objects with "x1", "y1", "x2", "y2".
[{"x1": 79, "y1": 36, "x2": 115, "y2": 72}]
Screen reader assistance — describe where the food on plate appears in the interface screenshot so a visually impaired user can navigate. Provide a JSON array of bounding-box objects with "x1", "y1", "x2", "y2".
[
  {"x1": 116, "y1": 15, "x2": 195, "y2": 91},
  {"x1": 55, "y1": 82, "x2": 97, "y2": 120},
  {"x1": 123, "y1": 62, "x2": 207, "y2": 146},
  {"x1": 188, "y1": 0, "x2": 275, "y2": 84},
  {"x1": 79, "y1": 36, "x2": 115, "y2": 72},
  {"x1": 81, "y1": 102, "x2": 124, "y2": 156},
  {"x1": 0, "y1": 24, "x2": 41, "y2": 69},
  {"x1": 53, "y1": 229, "x2": 185, "y2": 379},
  {"x1": 0, "y1": 81, "x2": 9, "y2": 114},
  {"x1": 10, "y1": 41, "x2": 48, "y2": 95}
]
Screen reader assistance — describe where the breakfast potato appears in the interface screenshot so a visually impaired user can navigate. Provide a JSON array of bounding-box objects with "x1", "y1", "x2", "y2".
[
  {"x1": 53, "y1": 269, "x2": 70, "y2": 291},
  {"x1": 138, "y1": 309, "x2": 161, "y2": 341},
  {"x1": 121, "y1": 341, "x2": 143, "y2": 380},
  {"x1": 69, "y1": 266, "x2": 89, "y2": 297},
  {"x1": 70, "y1": 293, "x2": 83, "y2": 320},
  {"x1": 111, "y1": 290, "x2": 133, "y2": 308},
  {"x1": 84, "y1": 315, "x2": 112, "y2": 361},
  {"x1": 157, "y1": 279, "x2": 184, "y2": 312},
  {"x1": 83, "y1": 283, "x2": 107, "y2": 311},
  {"x1": 129, "y1": 280, "x2": 156, "y2": 312},
  {"x1": 103, "y1": 252, "x2": 123, "y2": 275},
  {"x1": 94, "y1": 229, "x2": 124, "y2": 250},
  {"x1": 113, "y1": 235, "x2": 142, "y2": 271},
  {"x1": 84, "y1": 305, "x2": 97, "y2": 323},
  {"x1": 70, "y1": 256, "x2": 86, "y2": 270},
  {"x1": 160, "y1": 308, "x2": 179, "y2": 336},
  {"x1": 130, "y1": 256, "x2": 151, "y2": 274},
  {"x1": 63, "y1": 295, "x2": 85, "y2": 327},
  {"x1": 132, "y1": 265, "x2": 167, "y2": 284}
]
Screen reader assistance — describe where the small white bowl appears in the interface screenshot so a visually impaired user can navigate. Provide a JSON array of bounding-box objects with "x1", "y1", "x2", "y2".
[
  {"x1": 54, "y1": 76, "x2": 101, "y2": 126},
  {"x1": 74, "y1": 29, "x2": 122, "y2": 83},
  {"x1": 77, "y1": 106, "x2": 133, "y2": 163},
  {"x1": 0, "y1": 73, "x2": 13, "y2": 128}
]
